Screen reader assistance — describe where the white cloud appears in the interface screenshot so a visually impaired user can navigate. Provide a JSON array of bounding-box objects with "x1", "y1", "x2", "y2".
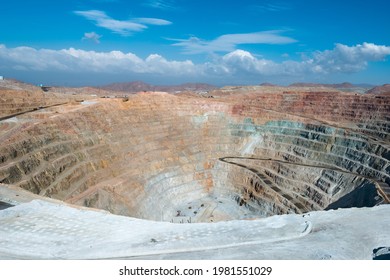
[
  {"x1": 200, "y1": 43, "x2": 390, "y2": 78},
  {"x1": 0, "y1": 44, "x2": 74, "y2": 72},
  {"x1": 309, "y1": 42, "x2": 390, "y2": 73},
  {"x1": 0, "y1": 44, "x2": 196, "y2": 76},
  {"x1": 74, "y1": 10, "x2": 172, "y2": 36},
  {"x1": 172, "y1": 31, "x2": 297, "y2": 54},
  {"x1": 144, "y1": 0, "x2": 176, "y2": 10},
  {"x1": 145, "y1": 54, "x2": 196, "y2": 75},
  {"x1": 252, "y1": 2, "x2": 292, "y2": 12},
  {"x1": 82, "y1": 32, "x2": 102, "y2": 44},
  {"x1": 0, "y1": 42, "x2": 389, "y2": 84},
  {"x1": 135, "y1": 18, "x2": 172, "y2": 26},
  {"x1": 220, "y1": 50, "x2": 279, "y2": 74}
]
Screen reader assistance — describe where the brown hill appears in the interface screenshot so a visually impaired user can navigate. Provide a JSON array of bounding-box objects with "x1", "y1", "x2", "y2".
[
  {"x1": 259, "y1": 82, "x2": 277, "y2": 87},
  {"x1": 366, "y1": 84, "x2": 390, "y2": 95},
  {"x1": 289, "y1": 82, "x2": 355, "y2": 88},
  {"x1": 100, "y1": 81, "x2": 217, "y2": 93}
]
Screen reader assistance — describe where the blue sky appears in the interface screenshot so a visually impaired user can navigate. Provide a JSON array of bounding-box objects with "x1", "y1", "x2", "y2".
[{"x1": 0, "y1": 0, "x2": 389, "y2": 86}]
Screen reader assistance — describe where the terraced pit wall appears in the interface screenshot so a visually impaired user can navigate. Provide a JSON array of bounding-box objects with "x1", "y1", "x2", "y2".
[{"x1": 0, "y1": 89, "x2": 389, "y2": 223}]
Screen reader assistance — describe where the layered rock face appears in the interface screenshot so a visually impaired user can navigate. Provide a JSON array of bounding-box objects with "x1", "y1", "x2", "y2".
[
  {"x1": 0, "y1": 84, "x2": 95, "y2": 120},
  {"x1": 0, "y1": 87, "x2": 389, "y2": 223}
]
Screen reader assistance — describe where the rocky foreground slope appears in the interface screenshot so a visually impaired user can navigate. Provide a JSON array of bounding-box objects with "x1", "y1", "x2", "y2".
[{"x1": 0, "y1": 81, "x2": 389, "y2": 259}]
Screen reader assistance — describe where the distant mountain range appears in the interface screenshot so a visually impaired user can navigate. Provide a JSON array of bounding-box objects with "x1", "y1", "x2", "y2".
[
  {"x1": 99, "y1": 81, "x2": 381, "y2": 94},
  {"x1": 288, "y1": 82, "x2": 375, "y2": 89},
  {"x1": 99, "y1": 81, "x2": 217, "y2": 93},
  {"x1": 1, "y1": 77, "x2": 386, "y2": 95}
]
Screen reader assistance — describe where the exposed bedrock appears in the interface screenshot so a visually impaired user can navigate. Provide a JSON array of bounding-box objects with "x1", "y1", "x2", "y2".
[
  {"x1": 0, "y1": 89, "x2": 91, "y2": 120},
  {"x1": 0, "y1": 89, "x2": 389, "y2": 222}
]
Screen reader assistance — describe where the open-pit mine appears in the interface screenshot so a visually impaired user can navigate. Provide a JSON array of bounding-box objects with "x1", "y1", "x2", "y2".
[{"x1": 0, "y1": 79, "x2": 389, "y2": 259}]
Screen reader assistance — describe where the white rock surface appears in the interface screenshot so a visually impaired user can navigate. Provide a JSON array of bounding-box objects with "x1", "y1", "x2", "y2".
[{"x1": 0, "y1": 199, "x2": 389, "y2": 259}]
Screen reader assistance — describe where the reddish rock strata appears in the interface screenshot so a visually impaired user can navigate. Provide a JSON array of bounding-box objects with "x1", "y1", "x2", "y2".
[{"x1": 0, "y1": 83, "x2": 389, "y2": 222}]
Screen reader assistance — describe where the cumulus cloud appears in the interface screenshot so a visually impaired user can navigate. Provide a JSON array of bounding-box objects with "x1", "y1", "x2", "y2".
[
  {"x1": 0, "y1": 44, "x2": 74, "y2": 72},
  {"x1": 74, "y1": 10, "x2": 171, "y2": 36},
  {"x1": 171, "y1": 31, "x2": 297, "y2": 54},
  {"x1": 219, "y1": 50, "x2": 279, "y2": 74},
  {"x1": 202, "y1": 43, "x2": 390, "y2": 77},
  {"x1": 309, "y1": 42, "x2": 390, "y2": 73},
  {"x1": 0, "y1": 42, "x2": 389, "y2": 84},
  {"x1": 0, "y1": 44, "x2": 196, "y2": 76},
  {"x1": 145, "y1": 54, "x2": 196, "y2": 75},
  {"x1": 82, "y1": 32, "x2": 102, "y2": 44}
]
